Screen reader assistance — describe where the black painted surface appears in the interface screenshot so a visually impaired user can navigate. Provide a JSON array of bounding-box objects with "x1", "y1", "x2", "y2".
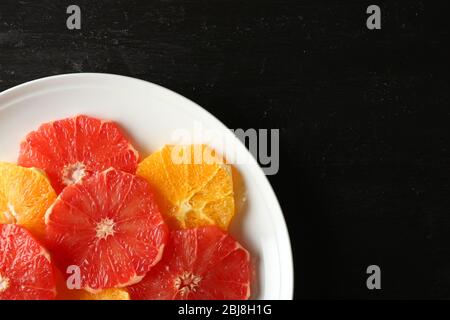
[{"x1": 1, "y1": 0, "x2": 449, "y2": 299}]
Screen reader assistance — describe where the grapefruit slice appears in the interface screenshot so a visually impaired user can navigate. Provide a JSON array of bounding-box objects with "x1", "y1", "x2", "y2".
[
  {"x1": 0, "y1": 224, "x2": 56, "y2": 300},
  {"x1": 18, "y1": 115, "x2": 139, "y2": 193},
  {"x1": 128, "y1": 226, "x2": 251, "y2": 300},
  {"x1": 137, "y1": 145, "x2": 235, "y2": 230},
  {"x1": 0, "y1": 162, "x2": 56, "y2": 242},
  {"x1": 45, "y1": 168, "x2": 168, "y2": 292}
]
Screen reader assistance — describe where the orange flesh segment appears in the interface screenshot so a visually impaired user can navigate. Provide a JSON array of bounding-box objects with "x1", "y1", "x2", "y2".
[
  {"x1": 0, "y1": 162, "x2": 56, "y2": 242},
  {"x1": 137, "y1": 145, "x2": 235, "y2": 230}
]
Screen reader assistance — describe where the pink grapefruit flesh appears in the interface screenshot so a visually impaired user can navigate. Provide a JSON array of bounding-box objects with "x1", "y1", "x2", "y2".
[
  {"x1": 18, "y1": 115, "x2": 139, "y2": 193},
  {"x1": 45, "y1": 168, "x2": 168, "y2": 292},
  {"x1": 128, "y1": 226, "x2": 251, "y2": 300},
  {"x1": 0, "y1": 224, "x2": 56, "y2": 300}
]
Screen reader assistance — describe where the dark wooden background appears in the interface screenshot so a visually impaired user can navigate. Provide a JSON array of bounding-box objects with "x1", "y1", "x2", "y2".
[{"x1": 1, "y1": 0, "x2": 449, "y2": 299}]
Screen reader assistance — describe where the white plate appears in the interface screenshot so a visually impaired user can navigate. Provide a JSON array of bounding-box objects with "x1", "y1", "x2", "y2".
[{"x1": 0, "y1": 73, "x2": 293, "y2": 300}]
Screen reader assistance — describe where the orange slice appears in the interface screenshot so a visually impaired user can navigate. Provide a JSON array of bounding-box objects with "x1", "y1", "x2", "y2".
[
  {"x1": 0, "y1": 162, "x2": 56, "y2": 241},
  {"x1": 55, "y1": 267, "x2": 129, "y2": 300},
  {"x1": 76, "y1": 288, "x2": 130, "y2": 300},
  {"x1": 58, "y1": 286, "x2": 130, "y2": 300},
  {"x1": 137, "y1": 145, "x2": 235, "y2": 230}
]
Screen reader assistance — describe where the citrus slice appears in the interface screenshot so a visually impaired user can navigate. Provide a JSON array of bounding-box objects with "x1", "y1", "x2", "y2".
[
  {"x1": 45, "y1": 168, "x2": 168, "y2": 292},
  {"x1": 75, "y1": 288, "x2": 130, "y2": 300},
  {"x1": 137, "y1": 145, "x2": 235, "y2": 230},
  {"x1": 18, "y1": 115, "x2": 139, "y2": 193},
  {"x1": 0, "y1": 162, "x2": 56, "y2": 241},
  {"x1": 128, "y1": 226, "x2": 251, "y2": 300},
  {"x1": 54, "y1": 268, "x2": 130, "y2": 300},
  {"x1": 0, "y1": 224, "x2": 56, "y2": 300}
]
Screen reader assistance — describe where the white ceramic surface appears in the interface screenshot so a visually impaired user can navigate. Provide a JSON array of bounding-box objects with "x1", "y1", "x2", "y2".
[{"x1": 0, "y1": 73, "x2": 293, "y2": 300}]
